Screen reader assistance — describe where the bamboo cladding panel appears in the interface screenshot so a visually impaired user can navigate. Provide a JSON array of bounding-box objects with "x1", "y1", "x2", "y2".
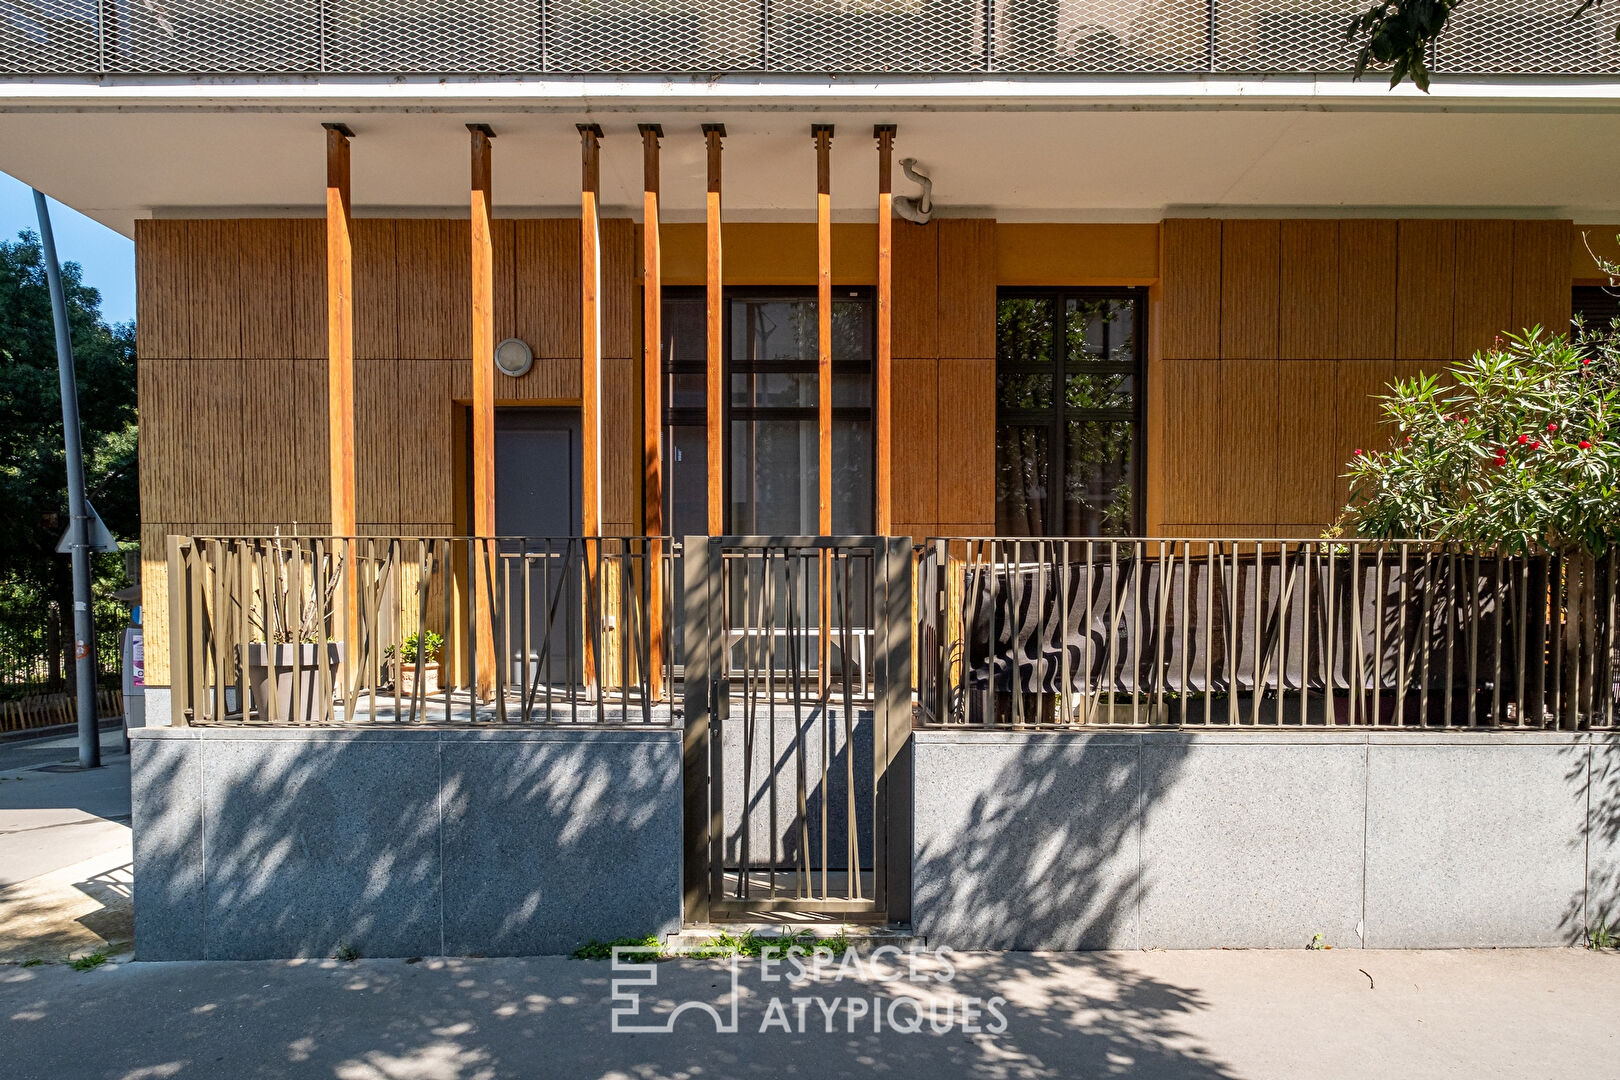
[
  {"x1": 1396, "y1": 220, "x2": 1456, "y2": 361},
  {"x1": 1453, "y1": 220, "x2": 1515, "y2": 357},
  {"x1": 893, "y1": 222, "x2": 939, "y2": 358},
  {"x1": 1160, "y1": 219, "x2": 1221, "y2": 360},
  {"x1": 1512, "y1": 219, "x2": 1574, "y2": 340},
  {"x1": 1273, "y1": 360, "x2": 1338, "y2": 526},
  {"x1": 354, "y1": 219, "x2": 399, "y2": 359},
  {"x1": 516, "y1": 218, "x2": 582, "y2": 359},
  {"x1": 1216, "y1": 359, "x2": 1281, "y2": 523},
  {"x1": 1219, "y1": 220, "x2": 1279, "y2": 360},
  {"x1": 135, "y1": 220, "x2": 189, "y2": 359},
  {"x1": 396, "y1": 219, "x2": 471, "y2": 360},
  {"x1": 937, "y1": 220, "x2": 997, "y2": 359},
  {"x1": 1159, "y1": 216, "x2": 1573, "y2": 364},
  {"x1": 1335, "y1": 221, "x2": 1398, "y2": 360},
  {"x1": 1278, "y1": 220, "x2": 1339, "y2": 360},
  {"x1": 602, "y1": 355, "x2": 637, "y2": 529},
  {"x1": 891, "y1": 357, "x2": 939, "y2": 526},
  {"x1": 936, "y1": 357, "x2": 995, "y2": 524}
]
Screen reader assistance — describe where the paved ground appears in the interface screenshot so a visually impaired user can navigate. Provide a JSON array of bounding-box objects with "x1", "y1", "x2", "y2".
[
  {"x1": 0, "y1": 726, "x2": 132, "y2": 961},
  {"x1": 1, "y1": 948, "x2": 1616, "y2": 1079}
]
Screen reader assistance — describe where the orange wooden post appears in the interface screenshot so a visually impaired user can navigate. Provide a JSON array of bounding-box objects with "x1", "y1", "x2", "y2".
[
  {"x1": 874, "y1": 125, "x2": 895, "y2": 537},
  {"x1": 469, "y1": 123, "x2": 498, "y2": 701},
  {"x1": 640, "y1": 124, "x2": 666, "y2": 700},
  {"x1": 703, "y1": 124, "x2": 726, "y2": 536},
  {"x1": 814, "y1": 124, "x2": 834, "y2": 536},
  {"x1": 324, "y1": 123, "x2": 360, "y2": 710},
  {"x1": 323, "y1": 123, "x2": 356, "y2": 538},
  {"x1": 813, "y1": 125, "x2": 834, "y2": 691},
  {"x1": 579, "y1": 123, "x2": 605, "y2": 694}
]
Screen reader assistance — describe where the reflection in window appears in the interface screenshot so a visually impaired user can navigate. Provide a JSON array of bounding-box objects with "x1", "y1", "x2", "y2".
[{"x1": 995, "y1": 289, "x2": 1144, "y2": 537}]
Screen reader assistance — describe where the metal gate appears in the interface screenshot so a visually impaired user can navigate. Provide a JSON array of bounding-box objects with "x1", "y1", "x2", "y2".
[{"x1": 682, "y1": 536, "x2": 912, "y2": 925}]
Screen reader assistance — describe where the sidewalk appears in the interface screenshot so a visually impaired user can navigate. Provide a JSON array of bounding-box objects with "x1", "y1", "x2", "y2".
[
  {"x1": 0, "y1": 725, "x2": 131, "y2": 961},
  {"x1": 1, "y1": 948, "x2": 1616, "y2": 1079}
]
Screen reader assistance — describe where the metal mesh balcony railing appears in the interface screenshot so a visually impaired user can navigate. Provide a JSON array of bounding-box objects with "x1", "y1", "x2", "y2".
[{"x1": 2, "y1": 0, "x2": 1614, "y2": 77}]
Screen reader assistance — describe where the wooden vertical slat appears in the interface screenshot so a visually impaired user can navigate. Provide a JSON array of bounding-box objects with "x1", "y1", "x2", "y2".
[
  {"x1": 324, "y1": 124, "x2": 357, "y2": 538},
  {"x1": 1219, "y1": 219, "x2": 1279, "y2": 360},
  {"x1": 1279, "y1": 220, "x2": 1339, "y2": 360},
  {"x1": 1396, "y1": 219, "x2": 1457, "y2": 361},
  {"x1": 815, "y1": 124, "x2": 834, "y2": 535},
  {"x1": 356, "y1": 358, "x2": 401, "y2": 525},
  {"x1": 397, "y1": 361, "x2": 455, "y2": 526},
  {"x1": 1161, "y1": 219, "x2": 1221, "y2": 360},
  {"x1": 469, "y1": 126, "x2": 497, "y2": 538},
  {"x1": 579, "y1": 124, "x2": 605, "y2": 540},
  {"x1": 875, "y1": 125, "x2": 896, "y2": 535},
  {"x1": 704, "y1": 124, "x2": 726, "y2": 535},
  {"x1": 470, "y1": 125, "x2": 498, "y2": 699},
  {"x1": 493, "y1": 218, "x2": 517, "y2": 346},
  {"x1": 640, "y1": 124, "x2": 666, "y2": 696},
  {"x1": 1512, "y1": 219, "x2": 1574, "y2": 339},
  {"x1": 1338, "y1": 220, "x2": 1397, "y2": 360},
  {"x1": 602, "y1": 218, "x2": 636, "y2": 361},
  {"x1": 1453, "y1": 220, "x2": 1514, "y2": 358}
]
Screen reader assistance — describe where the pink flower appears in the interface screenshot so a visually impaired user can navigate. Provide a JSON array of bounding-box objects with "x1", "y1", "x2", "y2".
[
  {"x1": 1518, "y1": 434, "x2": 1530, "y2": 445},
  {"x1": 1353, "y1": 448, "x2": 1364, "y2": 456},
  {"x1": 1580, "y1": 440, "x2": 1593, "y2": 450},
  {"x1": 1548, "y1": 422, "x2": 1558, "y2": 433},
  {"x1": 1530, "y1": 440, "x2": 1541, "y2": 450}
]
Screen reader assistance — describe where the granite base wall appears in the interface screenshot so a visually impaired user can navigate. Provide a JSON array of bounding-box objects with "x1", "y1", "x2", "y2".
[
  {"x1": 132, "y1": 726, "x2": 682, "y2": 960},
  {"x1": 913, "y1": 729, "x2": 1614, "y2": 950}
]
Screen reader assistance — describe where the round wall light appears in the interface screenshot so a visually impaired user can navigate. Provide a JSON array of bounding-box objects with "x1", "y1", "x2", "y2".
[{"x1": 494, "y1": 337, "x2": 534, "y2": 377}]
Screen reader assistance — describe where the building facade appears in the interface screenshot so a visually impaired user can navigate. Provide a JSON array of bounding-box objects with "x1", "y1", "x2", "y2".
[{"x1": 5, "y1": 3, "x2": 1620, "y2": 955}]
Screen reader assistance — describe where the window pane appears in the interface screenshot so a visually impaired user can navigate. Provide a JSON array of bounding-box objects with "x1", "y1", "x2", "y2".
[
  {"x1": 832, "y1": 420, "x2": 873, "y2": 533},
  {"x1": 1066, "y1": 297, "x2": 1136, "y2": 363},
  {"x1": 1064, "y1": 371, "x2": 1133, "y2": 411},
  {"x1": 1064, "y1": 419, "x2": 1135, "y2": 536},
  {"x1": 996, "y1": 424, "x2": 1051, "y2": 537},
  {"x1": 732, "y1": 299, "x2": 817, "y2": 364},
  {"x1": 666, "y1": 424, "x2": 709, "y2": 538},
  {"x1": 662, "y1": 294, "x2": 705, "y2": 369},
  {"x1": 669, "y1": 372, "x2": 705, "y2": 409},
  {"x1": 996, "y1": 297, "x2": 1055, "y2": 367},
  {"x1": 732, "y1": 371, "x2": 815, "y2": 408},
  {"x1": 730, "y1": 418, "x2": 818, "y2": 535},
  {"x1": 999, "y1": 371, "x2": 1054, "y2": 410}
]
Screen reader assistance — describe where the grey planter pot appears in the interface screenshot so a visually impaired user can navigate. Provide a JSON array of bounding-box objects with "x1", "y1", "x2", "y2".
[{"x1": 244, "y1": 642, "x2": 345, "y2": 723}]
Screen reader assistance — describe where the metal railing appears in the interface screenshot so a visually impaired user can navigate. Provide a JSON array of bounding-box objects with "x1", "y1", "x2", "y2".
[
  {"x1": 167, "y1": 534, "x2": 678, "y2": 726},
  {"x1": 916, "y1": 537, "x2": 1620, "y2": 730},
  {"x1": 3, "y1": 0, "x2": 1613, "y2": 77}
]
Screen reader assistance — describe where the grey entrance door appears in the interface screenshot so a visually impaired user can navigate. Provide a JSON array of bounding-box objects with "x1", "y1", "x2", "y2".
[{"x1": 494, "y1": 409, "x2": 582, "y2": 689}]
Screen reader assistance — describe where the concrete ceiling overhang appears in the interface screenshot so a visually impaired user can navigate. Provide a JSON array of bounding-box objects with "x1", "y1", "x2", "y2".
[{"x1": 1, "y1": 76, "x2": 1617, "y2": 234}]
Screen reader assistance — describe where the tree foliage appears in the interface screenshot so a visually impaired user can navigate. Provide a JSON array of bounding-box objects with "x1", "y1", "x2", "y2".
[
  {"x1": 0, "y1": 228, "x2": 137, "y2": 686},
  {"x1": 1340, "y1": 325, "x2": 1620, "y2": 555},
  {"x1": 1350, "y1": 0, "x2": 1612, "y2": 90}
]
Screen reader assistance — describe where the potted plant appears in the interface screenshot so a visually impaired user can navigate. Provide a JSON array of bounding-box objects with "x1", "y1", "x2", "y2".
[
  {"x1": 244, "y1": 540, "x2": 346, "y2": 723},
  {"x1": 385, "y1": 630, "x2": 444, "y2": 696}
]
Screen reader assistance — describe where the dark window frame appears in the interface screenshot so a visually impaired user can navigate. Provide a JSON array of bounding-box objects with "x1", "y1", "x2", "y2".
[
  {"x1": 995, "y1": 285, "x2": 1148, "y2": 537},
  {"x1": 662, "y1": 284, "x2": 876, "y2": 534}
]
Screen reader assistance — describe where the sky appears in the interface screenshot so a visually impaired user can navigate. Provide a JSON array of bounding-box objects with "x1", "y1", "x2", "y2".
[{"x1": 0, "y1": 169, "x2": 135, "y2": 325}]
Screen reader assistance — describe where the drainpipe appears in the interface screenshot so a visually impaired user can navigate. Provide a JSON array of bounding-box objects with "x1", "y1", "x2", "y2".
[{"x1": 33, "y1": 190, "x2": 100, "y2": 770}]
